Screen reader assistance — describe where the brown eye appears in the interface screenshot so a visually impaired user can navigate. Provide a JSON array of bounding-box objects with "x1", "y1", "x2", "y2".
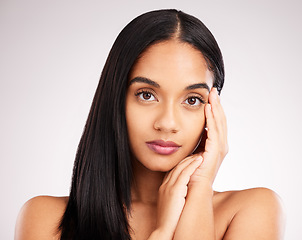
[
  {"x1": 142, "y1": 92, "x2": 152, "y2": 100},
  {"x1": 135, "y1": 90, "x2": 156, "y2": 102},
  {"x1": 184, "y1": 96, "x2": 203, "y2": 107},
  {"x1": 187, "y1": 97, "x2": 197, "y2": 105}
]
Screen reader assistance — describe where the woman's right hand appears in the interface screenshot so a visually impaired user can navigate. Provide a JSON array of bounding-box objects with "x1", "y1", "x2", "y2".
[{"x1": 152, "y1": 154, "x2": 203, "y2": 239}]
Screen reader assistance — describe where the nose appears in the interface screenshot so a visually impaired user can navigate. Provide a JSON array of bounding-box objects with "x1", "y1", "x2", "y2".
[{"x1": 153, "y1": 103, "x2": 180, "y2": 133}]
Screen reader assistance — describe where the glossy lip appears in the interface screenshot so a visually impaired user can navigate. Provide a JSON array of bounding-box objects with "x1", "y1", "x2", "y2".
[{"x1": 146, "y1": 140, "x2": 181, "y2": 155}]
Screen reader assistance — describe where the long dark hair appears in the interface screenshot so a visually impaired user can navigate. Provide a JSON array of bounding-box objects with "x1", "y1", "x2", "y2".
[{"x1": 59, "y1": 9, "x2": 224, "y2": 239}]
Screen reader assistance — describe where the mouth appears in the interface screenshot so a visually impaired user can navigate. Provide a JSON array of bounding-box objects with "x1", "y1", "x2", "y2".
[{"x1": 146, "y1": 140, "x2": 181, "y2": 155}]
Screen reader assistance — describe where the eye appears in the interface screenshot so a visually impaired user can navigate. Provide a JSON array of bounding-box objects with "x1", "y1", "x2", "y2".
[
  {"x1": 135, "y1": 90, "x2": 157, "y2": 102},
  {"x1": 184, "y1": 96, "x2": 204, "y2": 106}
]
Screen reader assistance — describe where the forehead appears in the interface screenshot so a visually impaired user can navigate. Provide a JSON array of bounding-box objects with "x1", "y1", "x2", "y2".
[{"x1": 129, "y1": 40, "x2": 214, "y2": 89}]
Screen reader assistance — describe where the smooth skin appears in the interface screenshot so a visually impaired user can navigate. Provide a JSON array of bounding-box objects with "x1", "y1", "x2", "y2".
[{"x1": 15, "y1": 40, "x2": 285, "y2": 240}]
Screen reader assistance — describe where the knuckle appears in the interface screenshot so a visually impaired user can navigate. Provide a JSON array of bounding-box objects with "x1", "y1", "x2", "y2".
[
  {"x1": 178, "y1": 171, "x2": 191, "y2": 183},
  {"x1": 223, "y1": 141, "x2": 229, "y2": 153},
  {"x1": 225, "y1": 143, "x2": 229, "y2": 154},
  {"x1": 168, "y1": 186, "x2": 179, "y2": 196},
  {"x1": 179, "y1": 167, "x2": 192, "y2": 177},
  {"x1": 158, "y1": 184, "x2": 166, "y2": 193}
]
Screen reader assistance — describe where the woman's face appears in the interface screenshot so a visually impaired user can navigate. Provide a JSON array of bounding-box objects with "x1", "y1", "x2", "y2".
[{"x1": 125, "y1": 40, "x2": 213, "y2": 172}]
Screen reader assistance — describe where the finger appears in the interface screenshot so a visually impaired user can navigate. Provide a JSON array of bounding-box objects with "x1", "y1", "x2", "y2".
[
  {"x1": 214, "y1": 106, "x2": 227, "y2": 141},
  {"x1": 209, "y1": 89, "x2": 224, "y2": 125},
  {"x1": 163, "y1": 154, "x2": 204, "y2": 186},
  {"x1": 209, "y1": 88, "x2": 227, "y2": 141},
  {"x1": 205, "y1": 103, "x2": 218, "y2": 142},
  {"x1": 162, "y1": 155, "x2": 196, "y2": 185},
  {"x1": 208, "y1": 88, "x2": 229, "y2": 159},
  {"x1": 212, "y1": 88, "x2": 227, "y2": 132},
  {"x1": 173, "y1": 156, "x2": 203, "y2": 187}
]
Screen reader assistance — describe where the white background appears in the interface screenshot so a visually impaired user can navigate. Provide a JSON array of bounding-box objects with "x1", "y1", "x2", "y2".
[{"x1": 1, "y1": 0, "x2": 301, "y2": 239}]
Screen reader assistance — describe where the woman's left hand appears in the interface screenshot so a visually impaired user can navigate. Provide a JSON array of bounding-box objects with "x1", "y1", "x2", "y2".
[{"x1": 190, "y1": 87, "x2": 228, "y2": 185}]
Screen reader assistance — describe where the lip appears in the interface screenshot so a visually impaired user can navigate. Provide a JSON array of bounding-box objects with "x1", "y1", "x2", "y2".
[{"x1": 146, "y1": 140, "x2": 181, "y2": 155}]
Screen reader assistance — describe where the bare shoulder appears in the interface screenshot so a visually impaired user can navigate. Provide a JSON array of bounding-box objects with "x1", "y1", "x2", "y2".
[
  {"x1": 15, "y1": 195, "x2": 69, "y2": 240},
  {"x1": 214, "y1": 188, "x2": 286, "y2": 240}
]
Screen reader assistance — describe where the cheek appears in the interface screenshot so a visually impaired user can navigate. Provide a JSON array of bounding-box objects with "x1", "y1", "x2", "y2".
[
  {"x1": 125, "y1": 101, "x2": 136, "y2": 139},
  {"x1": 125, "y1": 100, "x2": 151, "y2": 141},
  {"x1": 188, "y1": 116, "x2": 205, "y2": 133},
  {"x1": 182, "y1": 112, "x2": 205, "y2": 150}
]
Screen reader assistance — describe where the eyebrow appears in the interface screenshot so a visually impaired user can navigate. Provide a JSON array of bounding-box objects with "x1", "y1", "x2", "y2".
[
  {"x1": 129, "y1": 77, "x2": 160, "y2": 88},
  {"x1": 185, "y1": 83, "x2": 210, "y2": 92},
  {"x1": 129, "y1": 76, "x2": 210, "y2": 92}
]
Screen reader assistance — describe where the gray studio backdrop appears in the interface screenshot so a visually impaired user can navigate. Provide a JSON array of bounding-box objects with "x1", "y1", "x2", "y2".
[{"x1": 1, "y1": 0, "x2": 301, "y2": 239}]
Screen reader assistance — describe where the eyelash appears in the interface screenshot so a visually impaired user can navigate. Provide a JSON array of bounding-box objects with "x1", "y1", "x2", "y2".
[
  {"x1": 184, "y1": 95, "x2": 205, "y2": 107},
  {"x1": 135, "y1": 90, "x2": 157, "y2": 102},
  {"x1": 134, "y1": 90, "x2": 205, "y2": 107}
]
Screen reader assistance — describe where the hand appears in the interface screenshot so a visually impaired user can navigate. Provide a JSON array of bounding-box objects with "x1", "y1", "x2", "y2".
[
  {"x1": 190, "y1": 87, "x2": 228, "y2": 185},
  {"x1": 154, "y1": 155, "x2": 203, "y2": 238}
]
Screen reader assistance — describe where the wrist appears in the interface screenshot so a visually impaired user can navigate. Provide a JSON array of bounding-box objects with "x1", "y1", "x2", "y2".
[
  {"x1": 188, "y1": 180, "x2": 213, "y2": 197},
  {"x1": 189, "y1": 177, "x2": 213, "y2": 189}
]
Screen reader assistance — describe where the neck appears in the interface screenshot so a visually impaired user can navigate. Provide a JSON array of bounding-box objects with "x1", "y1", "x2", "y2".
[{"x1": 131, "y1": 158, "x2": 166, "y2": 205}]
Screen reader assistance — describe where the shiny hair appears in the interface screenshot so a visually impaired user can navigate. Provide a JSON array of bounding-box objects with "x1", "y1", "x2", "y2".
[{"x1": 59, "y1": 9, "x2": 224, "y2": 239}]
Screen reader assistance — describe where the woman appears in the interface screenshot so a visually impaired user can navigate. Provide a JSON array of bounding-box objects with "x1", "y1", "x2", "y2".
[{"x1": 15, "y1": 9, "x2": 285, "y2": 240}]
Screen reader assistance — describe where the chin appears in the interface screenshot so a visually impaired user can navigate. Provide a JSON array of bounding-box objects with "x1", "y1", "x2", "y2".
[
  {"x1": 142, "y1": 154, "x2": 186, "y2": 172},
  {"x1": 150, "y1": 164, "x2": 175, "y2": 172}
]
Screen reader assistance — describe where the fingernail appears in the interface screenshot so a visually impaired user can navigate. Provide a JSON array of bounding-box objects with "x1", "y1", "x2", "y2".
[
  {"x1": 195, "y1": 155, "x2": 203, "y2": 161},
  {"x1": 207, "y1": 103, "x2": 212, "y2": 110},
  {"x1": 210, "y1": 88, "x2": 217, "y2": 100}
]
